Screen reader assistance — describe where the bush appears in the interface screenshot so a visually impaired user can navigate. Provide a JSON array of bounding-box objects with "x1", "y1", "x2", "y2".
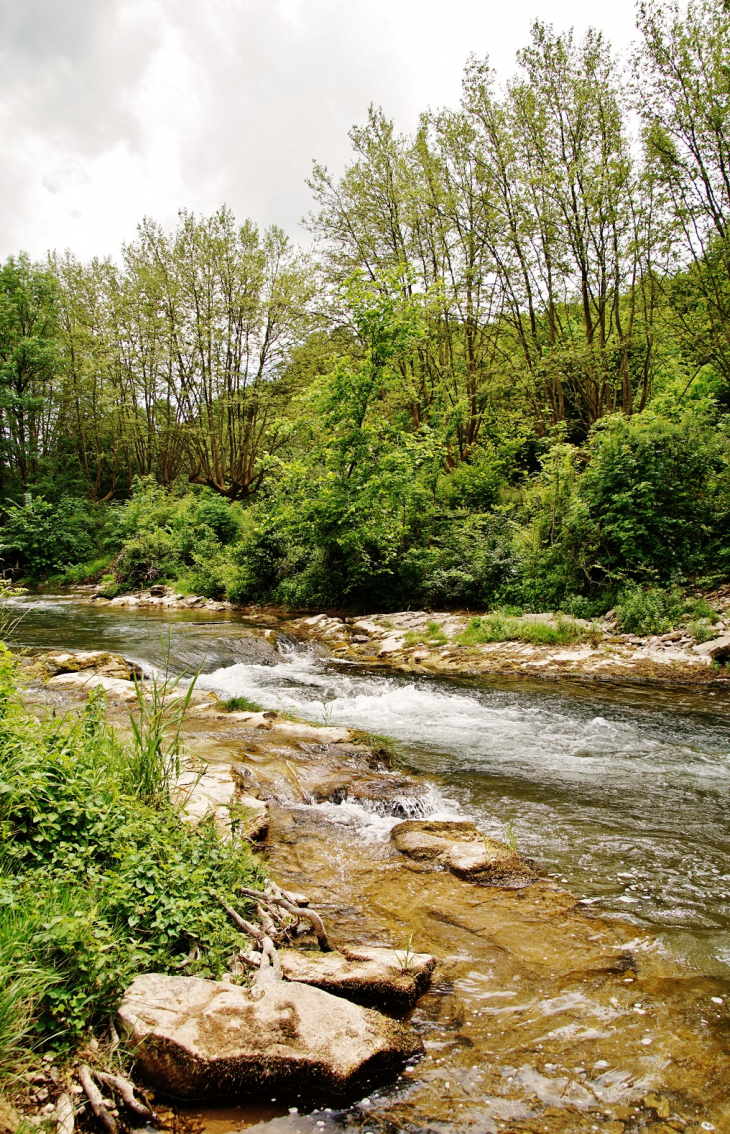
[
  {"x1": 0, "y1": 495, "x2": 113, "y2": 581},
  {"x1": 0, "y1": 650, "x2": 264, "y2": 1064}
]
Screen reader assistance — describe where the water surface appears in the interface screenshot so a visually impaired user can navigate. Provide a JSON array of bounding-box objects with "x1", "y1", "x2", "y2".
[{"x1": 13, "y1": 593, "x2": 730, "y2": 976}]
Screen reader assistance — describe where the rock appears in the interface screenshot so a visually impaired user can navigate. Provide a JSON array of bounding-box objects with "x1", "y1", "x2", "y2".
[
  {"x1": 149, "y1": 584, "x2": 171, "y2": 597},
  {"x1": 378, "y1": 637, "x2": 405, "y2": 656},
  {"x1": 47, "y1": 672, "x2": 139, "y2": 701},
  {"x1": 278, "y1": 945, "x2": 436, "y2": 1010},
  {"x1": 327, "y1": 776, "x2": 431, "y2": 819},
  {"x1": 118, "y1": 972, "x2": 422, "y2": 1100},
  {"x1": 692, "y1": 633, "x2": 730, "y2": 661},
  {"x1": 27, "y1": 649, "x2": 141, "y2": 681},
  {"x1": 0, "y1": 1099, "x2": 22, "y2": 1134},
  {"x1": 390, "y1": 820, "x2": 536, "y2": 887},
  {"x1": 173, "y1": 766, "x2": 269, "y2": 841}
]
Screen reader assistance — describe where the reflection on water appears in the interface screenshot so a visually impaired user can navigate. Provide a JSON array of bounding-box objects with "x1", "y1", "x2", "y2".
[{"x1": 12, "y1": 593, "x2": 730, "y2": 975}]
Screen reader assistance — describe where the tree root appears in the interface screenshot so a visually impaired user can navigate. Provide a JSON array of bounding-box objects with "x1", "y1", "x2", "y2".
[
  {"x1": 95, "y1": 1072, "x2": 156, "y2": 1122},
  {"x1": 78, "y1": 1065, "x2": 118, "y2": 1134},
  {"x1": 54, "y1": 1093, "x2": 75, "y2": 1134},
  {"x1": 238, "y1": 885, "x2": 331, "y2": 951}
]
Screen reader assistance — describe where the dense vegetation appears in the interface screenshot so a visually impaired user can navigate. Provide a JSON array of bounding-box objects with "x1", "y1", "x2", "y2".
[
  {"x1": 0, "y1": 651, "x2": 263, "y2": 1077},
  {"x1": 1, "y1": 0, "x2": 730, "y2": 617}
]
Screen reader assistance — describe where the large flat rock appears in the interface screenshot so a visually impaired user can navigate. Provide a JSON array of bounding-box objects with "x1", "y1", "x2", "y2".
[
  {"x1": 118, "y1": 973, "x2": 422, "y2": 1101},
  {"x1": 173, "y1": 766, "x2": 269, "y2": 841},
  {"x1": 391, "y1": 819, "x2": 536, "y2": 887},
  {"x1": 278, "y1": 946, "x2": 436, "y2": 1010}
]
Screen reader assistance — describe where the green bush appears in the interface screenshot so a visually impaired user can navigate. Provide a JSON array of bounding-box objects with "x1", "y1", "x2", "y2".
[
  {"x1": 0, "y1": 650, "x2": 264, "y2": 1063},
  {"x1": 0, "y1": 495, "x2": 113, "y2": 581}
]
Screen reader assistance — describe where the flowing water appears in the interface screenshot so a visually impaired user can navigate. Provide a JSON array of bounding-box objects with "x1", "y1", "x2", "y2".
[
  {"x1": 11, "y1": 593, "x2": 730, "y2": 980},
  {"x1": 11, "y1": 594, "x2": 730, "y2": 1131}
]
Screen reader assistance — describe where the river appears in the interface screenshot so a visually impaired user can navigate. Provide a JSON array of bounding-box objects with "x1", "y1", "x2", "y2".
[{"x1": 11, "y1": 592, "x2": 730, "y2": 982}]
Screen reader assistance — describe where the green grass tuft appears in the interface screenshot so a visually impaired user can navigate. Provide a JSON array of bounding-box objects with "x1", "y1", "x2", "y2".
[
  {"x1": 222, "y1": 695, "x2": 264, "y2": 713},
  {"x1": 458, "y1": 613, "x2": 586, "y2": 647}
]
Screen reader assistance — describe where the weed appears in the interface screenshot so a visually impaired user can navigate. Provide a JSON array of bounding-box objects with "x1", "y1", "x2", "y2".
[
  {"x1": 689, "y1": 618, "x2": 716, "y2": 644},
  {"x1": 458, "y1": 613, "x2": 586, "y2": 647},
  {"x1": 222, "y1": 695, "x2": 263, "y2": 713},
  {"x1": 503, "y1": 820, "x2": 519, "y2": 852},
  {"x1": 395, "y1": 933, "x2": 416, "y2": 974},
  {"x1": 354, "y1": 731, "x2": 404, "y2": 768},
  {"x1": 404, "y1": 621, "x2": 448, "y2": 647}
]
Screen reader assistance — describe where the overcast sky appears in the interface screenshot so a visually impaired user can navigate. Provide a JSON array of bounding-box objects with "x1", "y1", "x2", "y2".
[{"x1": 0, "y1": 0, "x2": 639, "y2": 262}]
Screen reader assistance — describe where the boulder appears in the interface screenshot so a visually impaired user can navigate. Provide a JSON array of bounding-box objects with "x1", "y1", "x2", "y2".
[
  {"x1": 692, "y1": 633, "x2": 730, "y2": 661},
  {"x1": 326, "y1": 776, "x2": 431, "y2": 819},
  {"x1": 46, "y1": 672, "x2": 139, "y2": 701},
  {"x1": 390, "y1": 819, "x2": 536, "y2": 887},
  {"x1": 28, "y1": 649, "x2": 141, "y2": 681},
  {"x1": 118, "y1": 972, "x2": 422, "y2": 1100},
  {"x1": 278, "y1": 945, "x2": 436, "y2": 1011}
]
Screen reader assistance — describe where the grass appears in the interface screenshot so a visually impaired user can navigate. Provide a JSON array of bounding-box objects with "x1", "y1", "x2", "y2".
[
  {"x1": 404, "y1": 621, "x2": 448, "y2": 647},
  {"x1": 458, "y1": 613, "x2": 588, "y2": 647},
  {"x1": 0, "y1": 644, "x2": 264, "y2": 1080},
  {"x1": 354, "y1": 730, "x2": 404, "y2": 768},
  {"x1": 222, "y1": 694, "x2": 264, "y2": 713}
]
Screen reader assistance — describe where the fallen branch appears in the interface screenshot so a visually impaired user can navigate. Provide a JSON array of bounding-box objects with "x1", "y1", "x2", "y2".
[
  {"x1": 211, "y1": 891, "x2": 262, "y2": 939},
  {"x1": 95, "y1": 1072, "x2": 156, "y2": 1122},
  {"x1": 78, "y1": 1065, "x2": 118, "y2": 1134}
]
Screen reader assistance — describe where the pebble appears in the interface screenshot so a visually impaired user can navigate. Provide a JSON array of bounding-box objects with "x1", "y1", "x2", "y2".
[
  {"x1": 641, "y1": 1037, "x2": 652, "y2": 1045},
  {"x1": 711, "y1": 996, "x2": 723, "y2": 1004}
]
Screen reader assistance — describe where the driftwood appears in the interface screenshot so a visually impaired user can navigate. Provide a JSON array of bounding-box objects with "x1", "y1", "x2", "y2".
[
  {"x1": 95, "y1": 1072, "x2": 156, "y2": 1121},
  {"x1": 54, "y1": 1093, "x2": 75, "y2": 1134},
  {"x1": 78, "y1": 1066, "x2": 118, "y2": 1134}
]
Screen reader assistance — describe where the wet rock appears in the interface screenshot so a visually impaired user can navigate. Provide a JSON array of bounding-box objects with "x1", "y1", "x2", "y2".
[
  {"x1": 173, "y1": 765, "x2": 269, "y2": 841},
  {"x1": 327, "y1": 776, "x2": 432, "y2": 819},
  {"x1": 390, "y1": 819, "x2": 536, "y2": 887},
  {"x1": 24, "y1": 649, "x2": 141, "y2": 681},
  {"x1": 118, "y1": 972, "x2": 422, "y2": 1100},
  {"x1": 278, "y1": 945, "x2": 436, "y2": 1011},
  {"x1": 692, "y1": 633, "x2": 730, "y2": 661},
  {"x1": 47, "y1": 671, "x2": 139, "y2": 701}
]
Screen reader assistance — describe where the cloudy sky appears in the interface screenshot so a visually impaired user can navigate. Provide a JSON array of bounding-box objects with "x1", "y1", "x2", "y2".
[{"x1": 0, "y1": 0, "x2": 638, "y2": 261}]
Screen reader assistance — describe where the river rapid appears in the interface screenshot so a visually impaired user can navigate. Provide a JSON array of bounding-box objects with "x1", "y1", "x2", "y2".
[{"x1": 10, "y1": 593, "x2": 730, "y2": 1133}]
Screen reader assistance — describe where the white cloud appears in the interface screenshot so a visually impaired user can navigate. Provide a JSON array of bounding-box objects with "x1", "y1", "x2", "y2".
[{"x1": 0, "y1": 0, "x2": 638, "y2": 261}]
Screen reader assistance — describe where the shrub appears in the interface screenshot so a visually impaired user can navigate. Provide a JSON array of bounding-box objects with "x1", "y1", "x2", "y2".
[
  {"x1": 0, "y1": 650, "x2": 264, "y2": 1064},
  {"x1": 0, "y1": 495, "x2": 111, "y2": 581}
]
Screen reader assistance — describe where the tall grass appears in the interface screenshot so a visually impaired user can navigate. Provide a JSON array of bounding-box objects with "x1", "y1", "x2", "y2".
[
  {"x1": 458, "y1": 613, "x2": 588, "y2": 647},
  {"x1": 125, "y1": 635, "x2": 198, "y2": 802}
]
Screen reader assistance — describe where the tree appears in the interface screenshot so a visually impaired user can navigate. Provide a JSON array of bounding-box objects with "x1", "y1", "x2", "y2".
[{"x1": 0, "y1": 256, "x2": 60, "y2": 492}]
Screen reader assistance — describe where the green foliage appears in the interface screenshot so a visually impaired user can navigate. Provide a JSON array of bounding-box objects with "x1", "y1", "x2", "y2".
[
  {"x1": 0, "y1": 495, "x2": 111, "y2": 581},
  {"x1": 0, "y1": 651, "x2": 263, "y2": 1067},
  {"x1": 614, "y1": 585, "x2": 720, "y2": 636},
  {"x1": 222, "y1": 695, "x2": 263, "y2": 713},
  {"x1": 458, "y1": 613, "x2": 587, "y2": 647}
]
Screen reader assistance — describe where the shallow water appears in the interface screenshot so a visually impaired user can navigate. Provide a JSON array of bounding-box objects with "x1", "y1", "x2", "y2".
[{"x1": 12, "y1": 593, "x2": 730, "y2": 977}]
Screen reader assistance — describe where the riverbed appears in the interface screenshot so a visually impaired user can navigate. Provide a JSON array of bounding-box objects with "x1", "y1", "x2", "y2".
[{"x1": 9, "y1": 593, "x2": 730, "y2": 1133}]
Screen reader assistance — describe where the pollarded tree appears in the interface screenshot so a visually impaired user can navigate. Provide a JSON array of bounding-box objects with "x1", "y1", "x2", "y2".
[
  {"x1": 0, "y1": 255, "x2": 61, "y2": 493},
  {"x1": 465, "y1": 25, "x2": 654, "y2": 432}
]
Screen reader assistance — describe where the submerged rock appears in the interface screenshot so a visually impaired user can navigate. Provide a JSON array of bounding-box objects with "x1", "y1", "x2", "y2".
[
  {"x1": 118, "y1": 972, "x2": 422, "y2": 1100},
  {"x1": 278, "y1": 945, "x2": 437, "y2": 1011},
  {"x1": 390, "y1": 819, "x2": 536, "y2": 887}
]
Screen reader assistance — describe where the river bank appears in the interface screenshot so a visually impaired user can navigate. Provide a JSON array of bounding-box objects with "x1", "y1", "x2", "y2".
[
  {"x1": 8, "y1": 633, "x2": 730, "y2": 1134},
  {"x1": 81, "y1": 586, "x2": 730, "y2": 687}
]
